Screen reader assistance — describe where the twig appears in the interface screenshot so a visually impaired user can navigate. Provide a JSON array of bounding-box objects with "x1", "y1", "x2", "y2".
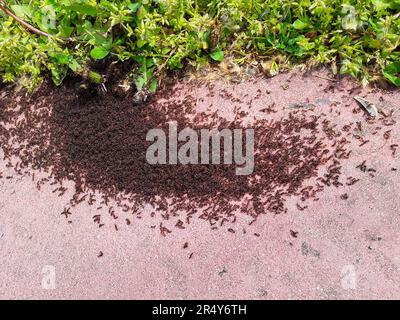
[
  {"x1": 0, "y1": 2, "x2": 72, "y2": 41},
  {"x1": 154, "y1": 47, "x2": 177, "y2": 77}
]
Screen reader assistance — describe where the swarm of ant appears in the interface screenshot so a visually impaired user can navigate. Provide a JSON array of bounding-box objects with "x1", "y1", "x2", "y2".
[{"x1": 0, "y1": 78, "x2": 398, "y2": 237}]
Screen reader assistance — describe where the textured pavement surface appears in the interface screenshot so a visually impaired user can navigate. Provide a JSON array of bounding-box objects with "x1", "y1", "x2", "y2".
[{"x1": 0, "y1": 69, "x2": 399, "y2": 299}]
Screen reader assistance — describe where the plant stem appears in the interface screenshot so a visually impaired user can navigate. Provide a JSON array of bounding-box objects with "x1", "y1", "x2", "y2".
[{"x1": 0, "y1": 2, "x2": 72, "y2": 41}]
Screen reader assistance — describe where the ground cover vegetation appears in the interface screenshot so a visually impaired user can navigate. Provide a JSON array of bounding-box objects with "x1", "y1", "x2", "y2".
[{"x1": 0, "y1": 0, "x2": 399, "y2": 92}]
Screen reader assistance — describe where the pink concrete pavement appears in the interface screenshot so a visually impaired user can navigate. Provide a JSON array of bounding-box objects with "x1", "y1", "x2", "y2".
[{"x1": 0, "y1": 69, "x2": 400, "y2": 299}]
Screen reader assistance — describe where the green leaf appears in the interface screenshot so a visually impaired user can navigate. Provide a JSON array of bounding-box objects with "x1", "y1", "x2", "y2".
[
  {"x1": 69, "y1": 59, "x2": 81, "y2": 72},
  {"x1": 210, "y1": 48, "x2": 224, "y2": 62},
  {"x1": 54, "y1": 53, "x2": 69, "y2": 65},
  {"x1": 93, "y1": 34, "x2": 113, "y2": 49},
  {"x1": 59, "y1": 24, "x2": 74, "y2": 37},
  {"x1": 293, "y1": 19, "x2": 308, "y2": 30},
  {"x1": 383, "y1": 62, "x2": 400, "y2": 87},
  {"x1": 10, "y1": 5, "x2": 33, "y2": 19},
  {"x1": 50, "y1": 66, "x2": 67, "y2": 86},
  {"x1": 372, "y1": 0, "x2": 391, "y2": 11},
  {"x1": 136, "y1": 39, "x2": 147, "y2": 48},
  {"x1": 90, "y1": 47, "x2": 110, "y2": 60},
  {"x1": 128, "y1": 3, "x2": 140, "y2": 12},
  {"x1": 135, "y1": 76, "x2": 146, "y2": 92},
  {"x1": 67, "y1": 4, "x2": 98, "y2": 17},
  {"x1": 149, "y1": 79, "x2": 157, "y2": 93}
]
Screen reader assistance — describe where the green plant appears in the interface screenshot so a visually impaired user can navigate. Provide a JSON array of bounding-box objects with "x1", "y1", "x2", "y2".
[
  {"x1": 0, "y1": 0, "x2": 399, "y2": 91},
  {"x1": 384, "y1": 61, "x2": 400, "y2": 85}
]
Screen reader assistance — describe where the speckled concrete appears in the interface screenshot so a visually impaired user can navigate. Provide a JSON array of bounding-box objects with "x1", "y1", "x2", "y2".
[{"x1": 0, "y1": 69, "x2": 399, "y2": 299}]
